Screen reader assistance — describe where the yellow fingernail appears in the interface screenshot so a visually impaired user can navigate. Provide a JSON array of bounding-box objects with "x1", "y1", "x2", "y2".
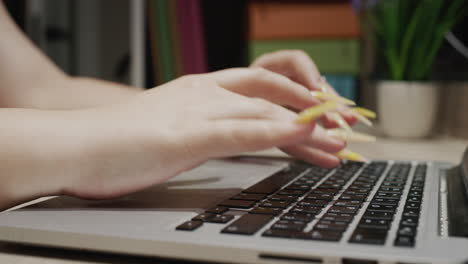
[
  {"x1": 328, "y1": 128, "x2": 376, "y2": 142},
  {"x1": 296, "y1": 101, "x2": 339, "y2": 124},
  {"x1": 353, "y1": 107, "x2": 377, "y2": 119},
  {"x1": 320, "y1": 83, "x2": 329, "y2": 93},
  {"x1": 311, "y1": 91, "x2": 356, "y2": 106},
  {"x1": 330, "y1": 112, "x2": 352, "y2": 132},
  {"x1": 348, "y1": 109, "x2": 373, "y2": 126},
  {"x1": 337, "y1": 149, "x2": 369, "y2": 162}
]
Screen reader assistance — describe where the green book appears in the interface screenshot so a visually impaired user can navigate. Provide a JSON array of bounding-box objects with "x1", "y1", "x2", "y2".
[{"x1": 250, "y1": 39, "x2": 360, "y2": 74}]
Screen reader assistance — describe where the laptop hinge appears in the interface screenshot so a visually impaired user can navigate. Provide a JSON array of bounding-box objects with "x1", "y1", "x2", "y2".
[{"x1": 445, "y1": 165, "x2": 468, "y2": 237}]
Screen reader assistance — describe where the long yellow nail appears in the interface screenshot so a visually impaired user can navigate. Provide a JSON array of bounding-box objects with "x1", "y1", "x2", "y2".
[
  {"x1": 311, "y1": 91, "x2": 356, "y2": 106},
  {"x1": 348, "y1": 109, "x2": 373, "y2": 126},
  {"x1": 330, "y1": 112, "x2": 352, "y2": 132},
  {"x1": 353, "y1": 107, "x2": 377, "y2": 119},
  {"x1": 296, "y1": 101, "x2": 339, "y2": 124},
  {"x1": 328, "y1": 128, "x2": 376, "y2": 142},
  {"x1": 337, "y1": 149, "x2": 369, "y2": 162}
]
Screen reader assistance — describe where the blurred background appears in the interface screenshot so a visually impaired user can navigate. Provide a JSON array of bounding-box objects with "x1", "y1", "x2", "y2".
[{"x1": 3, "y1": 0, "x2": 468, "y2": 139}]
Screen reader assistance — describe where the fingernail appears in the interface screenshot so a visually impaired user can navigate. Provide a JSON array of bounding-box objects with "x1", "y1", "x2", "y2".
[
  {"x1": 311, "y1": 91, "x2": 356, "y2": 106},
  {"x1": 296, "y1": 101, "x2": 339, "y2": 124},
  {"x1": 336, "y1": 149, "x2": 369, "y2": 162},
  {"x1": 347, "y1": 109, "x2": 373, "y2": 127},
  {"x1": 330, "y1": 112, "x2": 352, "y2": 132},
  {"x1": 328, "y1": 128, "x2": 376, "y2": 142},
  {"x1": 352, "y1": 107, "x2": 377, "y2": 119}
]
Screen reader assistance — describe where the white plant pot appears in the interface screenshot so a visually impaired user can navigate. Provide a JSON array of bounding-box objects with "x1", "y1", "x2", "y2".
[{"x1": 377, "y1": 81, "x2": 439, "y2": 138}]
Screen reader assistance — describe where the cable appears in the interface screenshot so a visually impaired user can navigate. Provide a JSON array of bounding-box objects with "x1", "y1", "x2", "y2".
[{"x1": 446, "y1": 31, "x2": 468, "y2": 59}]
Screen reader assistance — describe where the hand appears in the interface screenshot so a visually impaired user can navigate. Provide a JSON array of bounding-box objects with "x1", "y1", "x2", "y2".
[
  {"x1": 63, "y1": 72, "x2": 342, "y2": 200},
  {"x1": 251, "y1": 50, "x2": 357, "y2": 127}
]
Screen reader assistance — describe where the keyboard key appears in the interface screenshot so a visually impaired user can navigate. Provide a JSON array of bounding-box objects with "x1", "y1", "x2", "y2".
[
  {"x1": 298, "y1": 199, "x2": 329, "y2": 207},
  {"x1": 407, "y1": 196, "x2": 422, "y2": 203},
  {"x1": 291, "y1": 205, "x2": 322, "y2": 215},
  {"x1": 334, "y1": 200, "x2": 363, "y2": 207},
  {"x1": 305, "y1": 193, "x2": 334, "y2": 201},
  {"x1": 260, "y1": 200, "x2": 291, "y2": 209},
  {"x1": 363, "y1": 211, "x2": 393, "y2": 220},
  {"x1": 243, "y1": 169, "x2": 303, "y2": 194},
  {"x1": 404, "y1": 202, "x2": 421, "y2": 210},
  {"x1": 367, "y1": 204, "x2": 397, "y2": 213},
  {"x1": 402, "y1": 209, "x2": 420, "y2": 217},
  {"x1": 270, "y1": 194, "x2": 298, "y2": 202},
  {"x1": 358, "y1": 218, "x2": 391, "y2": 230},
  {"x1": 322, "y1": 213, "x2": 354, "y2": 223},
  {"x1": 314, "y1": 221, "x2": 348, "y2": 232},
  {"x1": 394, "y1": 235, "x2": 415, "y2": 247},
  {"x1": 281, "y1": 212, "x2": 315, "y2": 222},
  {"x1": 328, "y1": 206, "x2": 359, "y2": 214},
  {"x1": 398, "y1": 226, "x2": 417, "y2": 237},
  {"x1": 278, "y1": 189, "x2": 307, "y2": 196},
  {"x1": 219, "y1": 199, "x2": 256, "y2": 209},
  {"x1": 375, "y1": 192, "x2": 401, "y2": 199},
  {"x1": 192, "y1": 213, "x2": 215, "y2": 222},
  {"x1": 232, "y1": 193, "x2": 266, "y2": 201},
  {"x1": 221, "y1": 214, "x2": 273, "y2": 235},
  {"x1": 207, "y1": 214, "x2": 235, "y2": 224},
  {"x1": 176, "y1": 220, "x2": 203, "y2": 231},
  {"x1": 349, "y1": 228, "x2": 387, "y2": 245},
  {"x1": 340, "y1": 194, "x2": 366, "y2": 201},
  {"x1": 372, "y1": 198, "x2": 399, "y2": 206},
  {"x1": 285, "y1": 183, "x2": 312, "y2": 191},
  {"x1": 206, "y1": 206, "x2": 228, "y2": 214},
  {"x1": 306, "y1": 230, "x2": 343, "y2": 241},
  {"x1": 313, "y1": 188, "x2": 340, "y2": 195},
  {"x1": 271, "y1": 220, "x2": 306, "y2": 231},
  {"x1": 262, "y1": 229, "x2": 299, "y2": 239},
  {"x1": 250, "y1": 207, "x2": 283, "y2": 216},
  {"x1": 400, "y1": 216, "x2": 419, "y2": 227}
]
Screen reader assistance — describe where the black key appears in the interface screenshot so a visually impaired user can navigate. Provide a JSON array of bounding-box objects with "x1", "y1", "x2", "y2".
[
  {"x1": 349, "y1": 228, "x2": 387, "y2": 245},
  {"x1": 278, "y1": 189, "x2": 307, "y2": 197},
  {"x1": 314, "y1": 221, "x2": 348, "y2": 232},
  {"x1": 285, "y1": 183, "x2": 312, "y2": 191},
  {"x1": 243, "y1": 169, "x2": 302, "y2": 194},
  {"x1": 358, "y1": 218, "x2": 391, "y2": 230},
  {"x1": 340, "y1": 194, "x2": 367, "y2": 201},
  {"x1": 281, "y1": 212, "x2": 315, "y2": 222},
  {"x1": 363, "y1": 211, "x2": 393, "y2": 220},
  {"x1": 270, "y1": 194, "x2": 298, "y2": 202},
  {"x1": 221, "y1": 214, "x2": 273, "y2": 235},
  {"x1": 398, "y1": 226, "x2": 417, "y2": 237},
  {"x1": 328, "y1": 206, "x2": 359, "y2": 214},
  {"x1": 322, "y1": 213, "x2": 354, "y2": 223},
  {"x1": 402, "y1": 209, "x2": 420, "y2": 217},
  {"x1": 206, "y1": 206, "x2": 228, "y2": 214},
  {"x1": 291, "y1": 205, "x2": 322, "y2": 215},
  {"x1": 232, "y1": 193, "x2": 266, "y2": 201},
  {"x1": 176, "y1": 220, "x2": 203, "y2": 231},
  {"x1": 305, "y1": 193, "x2": 334, "y2": 201},
  {"x1": 313, "y1": 188, "x2": 339, "y2": 195},
  {"x1": 400, "y1": 216, "x2": 419, "y2": 227},
  {"x1": 318, "y1": 184, "x2": 342, "y2": 189},
  {"x1": 372, "y1": 198, "x2": 399, "y2": 206},
  {"x1": 260, "y1": 200, "x2": 291, "y2": 209},
  {"x1": 379, "y1": 187, "x2": 403, "y2": 193},
  {"x1": 334, "y1": 200, "x2": 363, "y2": 207},
  {"x1": 192, "y1": 213, "x2": 215, "y2": 222},
  {"x1": 207, "y1": 214, "x2": 235, "y2": 224},
  {"x1": 410, "y1": 186, "x2": 423, "y2": 192},
  {"x1": 405, "y1": 202, "x2": 421, "y2": 210},
  {"x1": 262, "y1": 229, "x2": 300, "y2": 239},
  {"x1": 367, "y1": 204, "x2": 397, "y2": 213},
  {"x1": 407, "y1": 196, "x2": 422, "y2": 203},
  {"x1": 298, "y1": 199, "x2": 329, "y2": 207},
  {"x1": 219, "y1": 199, "x2": 256, "y2": 209},
  {"x1": 375, "y1": 192, "x2": 401, "y2": 199},
  {"x1": 271, "y1": 220, "x2": 306, "y2": 231},
  {"x1": 348, "y1": 186, "x2": 372, "y2": 192},
  {"x1": 250, "y1": 207, "x2": 283, "y2": 216},
  {"x1": 343, "y1": 190, "x2": 369, "y2": 195},
  {"x1": 305, "y1": 230, "x2": 342, "y2": 241},
  {"x1": 394, "y1": 235, "x2": 415, "y2": 247}
]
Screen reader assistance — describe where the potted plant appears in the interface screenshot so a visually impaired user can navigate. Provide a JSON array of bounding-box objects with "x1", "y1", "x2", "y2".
[{"x1": 355, "y1": 0, "x2": 467, "y2": 138}]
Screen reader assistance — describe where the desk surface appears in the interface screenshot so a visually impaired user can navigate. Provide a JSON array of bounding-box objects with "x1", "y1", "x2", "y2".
[{"x1": 1, "y1": 135, "x2": 467, "y2": 264}]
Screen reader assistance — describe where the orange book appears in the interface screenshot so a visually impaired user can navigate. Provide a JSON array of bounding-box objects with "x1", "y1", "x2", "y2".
[{"x1": 249, "y1": 2, "x2": 360, "y2": 40}]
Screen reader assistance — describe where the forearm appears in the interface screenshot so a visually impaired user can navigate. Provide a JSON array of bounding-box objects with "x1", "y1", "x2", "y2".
[
  {"x1": 1, "y1": 76, "x2": 143, "y2": 110},
  {"x1": 0, "y1": 108, "x2": 99, "y2": 210}
]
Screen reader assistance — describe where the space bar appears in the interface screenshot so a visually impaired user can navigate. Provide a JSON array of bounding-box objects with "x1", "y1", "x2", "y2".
[{"x1": 243, "y1": 169, "x2": 300, "y2": 194}]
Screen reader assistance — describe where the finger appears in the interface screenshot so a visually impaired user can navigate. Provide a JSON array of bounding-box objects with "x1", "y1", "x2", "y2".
[
  {"x1": 321, "y1": 110, "x2": 358, "y2": 128},
  {"x1": 252, "y1": 50, "x2": 322, "y2": 91},
  {"x1": 201, "y1": 119, "x2": 315, "y2": 158},
  {"x1": 280, "y1": 145, "x2": 341, "y2": 168},
  {"x1": 302, "y1": 124, "x2": 346, "y2": 153},
  {"x1": 208, "y1": 68, "x2": 321, "y2": 110}
]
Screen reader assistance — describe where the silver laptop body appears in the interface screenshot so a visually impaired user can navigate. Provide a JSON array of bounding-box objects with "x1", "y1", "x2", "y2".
[{"x1": 0, "y1": 149, "x2": 467, "y2": 264}]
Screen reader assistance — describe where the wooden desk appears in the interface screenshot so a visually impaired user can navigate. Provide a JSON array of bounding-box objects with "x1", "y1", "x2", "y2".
[{"x1": 1, "y1": 135, "x2": 467, "y2": 263}]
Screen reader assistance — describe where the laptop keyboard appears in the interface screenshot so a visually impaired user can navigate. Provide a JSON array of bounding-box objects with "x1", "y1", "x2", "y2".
[{"x1": 176, "y1": 161, "x2": 426, "y2": 248}]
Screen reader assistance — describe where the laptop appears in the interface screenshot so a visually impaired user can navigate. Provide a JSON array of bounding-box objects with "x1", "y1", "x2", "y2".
[{"x1": 0, "y1": 148, "x2": 467, "y2": 264}]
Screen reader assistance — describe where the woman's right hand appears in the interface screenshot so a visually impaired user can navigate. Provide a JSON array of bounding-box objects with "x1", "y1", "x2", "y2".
[{"x1": 62, "y1": 70, "x2": 344, "y2": 200}]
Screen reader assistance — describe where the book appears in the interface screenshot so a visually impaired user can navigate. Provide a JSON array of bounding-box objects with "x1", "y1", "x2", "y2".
[
  {"x1": 250, "y1": 39, "x2": 360, "y2": 74},
  {"x1": 249, "y1": 2, "x2": 360, "y2": 40}
]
